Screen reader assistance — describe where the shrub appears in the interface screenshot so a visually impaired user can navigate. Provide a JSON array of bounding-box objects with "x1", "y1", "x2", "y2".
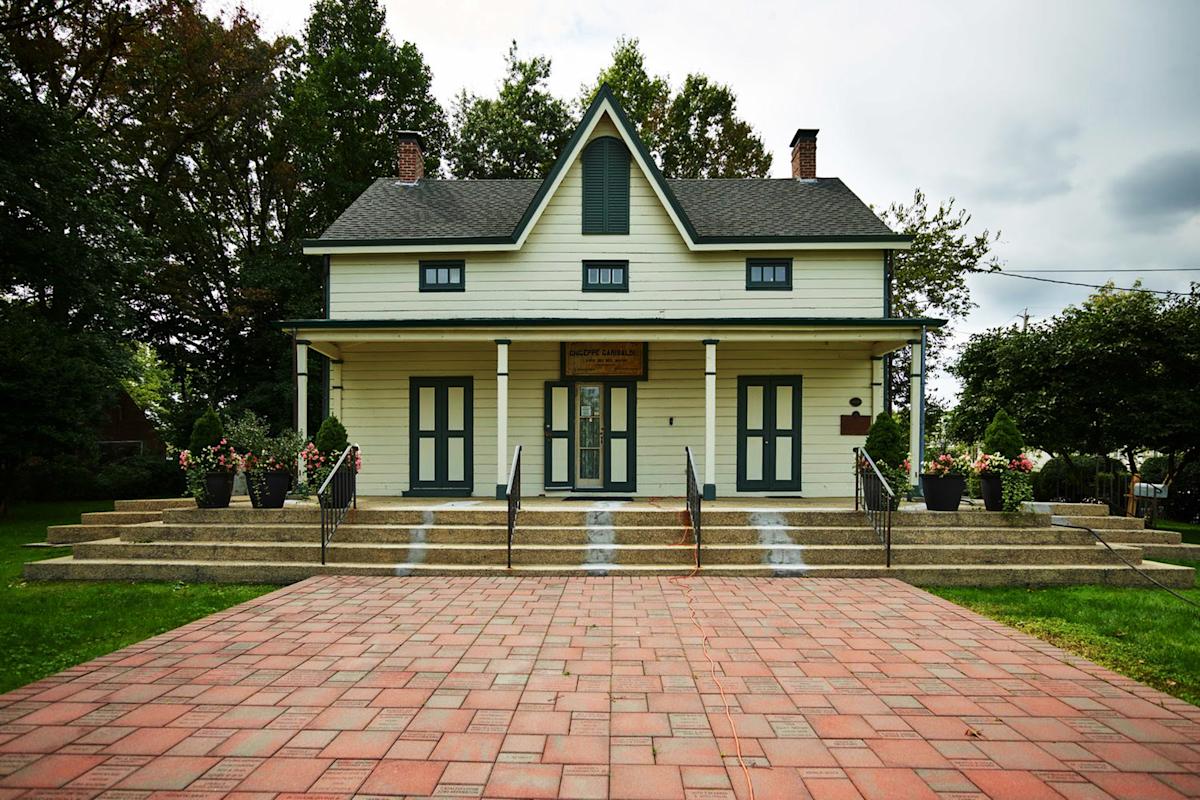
[
  {"x1": 188, "y1": 407, "x2": 224, "y2": 453},
  {"x1": 864, "y1": 412, "x2": 906, "y2": 469},
  {"x1": 225, "y1": 411, "x2": 270, "y2": 457},
  {"x1": 983, "y1": 409, "x2": 1024, "y2": 460},
  {"x1": 314, "y1": 415, "x2": 349, "y2": 455},
  {"x1": 96, "y1": 455, "x2": 185, "y2": 499},
  {"x1": 13, "y1": 455, "x2": 99, "y2": 501}
]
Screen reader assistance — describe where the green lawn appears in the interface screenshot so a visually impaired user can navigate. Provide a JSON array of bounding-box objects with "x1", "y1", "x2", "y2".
[
  {"x1": 1155, "y1": 518, "x2": 1200, "y2": 544},
  {"x1": 0, "y1": 501, "x2": 276, "y2": 694},
  {"x1": 930, "y1": 563, "x2": 1200, "y2": 706}
]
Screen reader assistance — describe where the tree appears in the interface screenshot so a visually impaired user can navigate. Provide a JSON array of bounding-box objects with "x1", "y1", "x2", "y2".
[
  {"x1": 864, "y1": 412, "x2": 906, "y2": 469},
  {"x1": 877, "y1": 189, "x2": 1000, "y2": 405},
  {"x1": 579, "y1": 38, "x2": 669, "y2": 154},
  {"x1": 951, "y1": 285, "x2": 1200, "y2": 482},
  {"x1": 449, "y1": 42, "x2": 575, "y2": 179},
  {"x1": 287, "y1": 0, "x2": 447, "y2": 232},
  {"x1": 983, "y1": 409, "x2": 1024, "y2": 459},
  {"x1": 580, "y1": 40, "x2": 771, "y2": 178}
]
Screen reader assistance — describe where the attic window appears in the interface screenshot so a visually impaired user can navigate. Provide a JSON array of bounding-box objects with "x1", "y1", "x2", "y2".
[
  {"x1": 581, "y1": 136, "x2": 630, "y2": 234},
  {"x1": 420, "y1": 260, "x2": 464, "y2": 292},
  {"x1": 746, "y1": 258, "x2": 792, "y2": 290},
  {"x1": 582, "y1": 260, "x2": 629, "y2": 292}
]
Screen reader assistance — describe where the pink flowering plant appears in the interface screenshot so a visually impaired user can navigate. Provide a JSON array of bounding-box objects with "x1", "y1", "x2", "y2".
[
  {"x1": 923, "y1": 452, "x2": 968, "y2": 477},
  {"x1": 971, "y1": 452, "x2": 1010, "y2": 476},
  {"x1": 177, "y1": 439, "x2": 242, "y2": 501}
]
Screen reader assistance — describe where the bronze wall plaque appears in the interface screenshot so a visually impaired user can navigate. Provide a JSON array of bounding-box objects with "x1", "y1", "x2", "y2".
[{"x1": 561, "y1": 342, "x2": 648, "y2": 379}]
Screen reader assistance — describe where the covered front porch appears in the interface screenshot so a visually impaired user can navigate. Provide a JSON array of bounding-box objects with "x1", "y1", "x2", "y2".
[{"x1": 289, "y1": 319, "x2": 934, "y2": 499}]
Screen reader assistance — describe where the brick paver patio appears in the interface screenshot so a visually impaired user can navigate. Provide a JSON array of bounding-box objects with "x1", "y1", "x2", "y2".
[{"x1": 1, "y1": 576, "x2": 1198, "y2": 799}]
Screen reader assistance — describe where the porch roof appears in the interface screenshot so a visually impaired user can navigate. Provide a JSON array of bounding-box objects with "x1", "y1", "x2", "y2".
[{"x1": 282, "y1": 316, "x2": 943, "y2": 358}]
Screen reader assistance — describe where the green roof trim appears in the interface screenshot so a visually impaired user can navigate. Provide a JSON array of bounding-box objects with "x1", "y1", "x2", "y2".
[{"x1": 279, "y1": 316, "x2": 947, "y2": 330}]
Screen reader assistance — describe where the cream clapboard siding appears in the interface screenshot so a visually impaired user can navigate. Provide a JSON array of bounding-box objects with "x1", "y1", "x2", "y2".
[
  {"x1": 327, "y1": 119, "x2": 887, "y2": 321},
  {"x1": 340, "y1": 340, "x2": 876, "y2": 497}
]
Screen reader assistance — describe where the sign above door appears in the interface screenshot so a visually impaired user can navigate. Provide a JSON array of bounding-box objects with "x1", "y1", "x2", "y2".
[{"x1": 561, "y1": 342, "x2": 648, "y2": 380}]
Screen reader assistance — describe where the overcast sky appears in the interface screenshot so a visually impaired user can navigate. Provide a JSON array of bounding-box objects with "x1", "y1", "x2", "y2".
[{"x1": 214, "y1": 0, "x2": 1200, "y2": 398}]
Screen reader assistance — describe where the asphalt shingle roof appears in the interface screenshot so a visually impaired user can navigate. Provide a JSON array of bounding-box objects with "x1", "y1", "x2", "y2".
[{"x1": 316, "y1": 175, "x2": 898, "y2": 243}]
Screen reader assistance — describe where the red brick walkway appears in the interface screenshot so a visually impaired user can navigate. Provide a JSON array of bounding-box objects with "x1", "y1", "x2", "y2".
[{"x1": 1, "y1": 577, "x2": 1197, "y2": 799}]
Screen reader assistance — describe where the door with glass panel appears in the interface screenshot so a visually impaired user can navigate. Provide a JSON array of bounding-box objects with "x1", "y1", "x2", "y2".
[
  {"x1": 737, "y1": 376, "x2": 802, "y2": 492},
  {"x1": 409, "y1": 377, "x2": 473, "y2": 494},
  {"x1": 575, "y1": 384, "x2": 604, "y2": 489}
]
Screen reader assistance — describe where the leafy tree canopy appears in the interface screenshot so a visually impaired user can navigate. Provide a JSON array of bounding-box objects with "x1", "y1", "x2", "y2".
[
  {"x1": 878, "y1": 189, "x2": 1000, "y2": 405},
  {"x1": 580, "y1": 39, "x2": 771, "y2": 178},
  {"x1": 951, "y1": 285, "x2": 1200, "y2": 479},
  {"x1": 449, "y1": 42, "x2": 575, "y2": 178}
]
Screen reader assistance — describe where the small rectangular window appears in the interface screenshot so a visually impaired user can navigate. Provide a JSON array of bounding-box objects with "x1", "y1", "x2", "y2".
[
  {"x1": 746, "y1": 258, "x2": 792, "y2": 290},
  {"x1": 582, "y1": 260, "x2": 629, "y2": 292},
  {"x1": 420, "y1": 260, "x2": 465, "y2": 292}
]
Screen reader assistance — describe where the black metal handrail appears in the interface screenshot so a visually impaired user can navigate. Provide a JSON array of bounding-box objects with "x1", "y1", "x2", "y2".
[
  {"x1": 319, "y1": 444, "x2": 358, "y2": 565},
  {"x1": 506, "y1": 445, "x2": 522, "y2": 569},
  {"x1": 853, "y1": 447, "x2": 894, "y2": 568},
  {"x1": 685, "y1": 446, "x2": 702, "y2": 569}
]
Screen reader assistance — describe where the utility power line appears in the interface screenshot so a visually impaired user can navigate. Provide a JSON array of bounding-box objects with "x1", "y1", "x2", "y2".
[
  {"x1": 974, "y1": 270, "x2": 1190, "y2": 296},
  {"x1": 1007, "y1": 267, "x2": 1200, "y2": 273}
]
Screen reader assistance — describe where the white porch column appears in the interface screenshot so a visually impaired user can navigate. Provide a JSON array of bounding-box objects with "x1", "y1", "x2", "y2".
[
  {"x1": 703, "y1": 339, "x2": 718, "y2": 499},
  {"x1": 496, "y1": 339, "x2": 510, "y2": 498},
  {"x1": 870, "y1": 356, "x2": 884, "y2": 419},
  {"x1": 329, "y1": 359, "x2": 343, "y2": 419},
  {"x1": 295, "y1": 339, "x2": 309, "y2": 476},
  {"x1": 908, "y1": 332, "x2": 926, "y2": 488}
]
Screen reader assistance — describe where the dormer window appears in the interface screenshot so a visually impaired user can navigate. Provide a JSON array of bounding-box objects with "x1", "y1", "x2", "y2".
[{"x1": 581, "y1": 136, "x2": 630, "y2": 234}]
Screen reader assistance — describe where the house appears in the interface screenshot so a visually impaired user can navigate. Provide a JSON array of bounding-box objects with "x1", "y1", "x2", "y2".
[{"x1": 286, "y1": 86, "x2": 939, "y2": 499}]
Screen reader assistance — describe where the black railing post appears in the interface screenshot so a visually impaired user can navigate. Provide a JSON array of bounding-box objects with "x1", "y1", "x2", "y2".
[
  {"x1": 505, "y1": 445, "x2": 522, "y2": 570},
  {"x1": 685, "y1": 447, "x2": 702, "y2": 570},
  {"x1": 317, "y1": 443, "x2": 359, "y2": 565}
]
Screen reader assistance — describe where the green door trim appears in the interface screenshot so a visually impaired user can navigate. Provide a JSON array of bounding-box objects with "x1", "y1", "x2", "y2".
[
  {"x1": 406, "y1": 376, "x2": 474, "y2": 496},
  {"x1": 603, "y1": 380, "x2": 637, "y2": 492},
  {"x1": 736, "y1": 375, "x2": 802, "y2": 492},
  {"x1": 544, "y1": 381, "x2": 575, "y2": 489}
]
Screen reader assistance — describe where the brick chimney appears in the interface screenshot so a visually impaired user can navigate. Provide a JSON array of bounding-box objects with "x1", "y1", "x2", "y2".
[
  {"x1": 396, "y1": 131, "x2": 425, "y2": 183},
  {"x1": 790, "y1": 128, "x2": 818, "y2": 179}
]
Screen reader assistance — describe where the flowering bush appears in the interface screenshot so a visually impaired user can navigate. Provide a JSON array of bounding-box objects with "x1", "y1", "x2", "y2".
[
  {"x1": 177, "y1": 439, "x2": 242, "y2": 502},
  {"x1": 972, "y1": 452, "x2": 1009, "y2": 476},
  {"x1": 924, "y1": 452, "x2": 968, "y2": 477},
  {"x1": 1008, "y1": 453, "x2": 1034, "y2": 473}
]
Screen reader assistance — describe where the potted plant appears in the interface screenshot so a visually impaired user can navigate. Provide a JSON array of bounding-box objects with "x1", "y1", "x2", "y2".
[
  {"x1": 178, "y1": 439, "x2": 241, "y2": 508},
  {"x1": 1003, "y1": 453, "x2": 1035, "y2": 511},
  {"x1": 861, "y1": 412, "x2": 908, "y2": 511},
  {"x1": 972, "y1": 452, "x2": 1008, "y2": 511},
  {"x1": 975, "y1": 410, "x2": 1028, "y2": 511},
  {"x1": 227, "y1": 413, "x2": 304, "y2": 509},
  {"x1": 304, "y1": 416, "x2": 359, "y2": 507},
  {"x1": 921, "y1": 452, "x2": 968, "y2": 511},
  {"x1": 226, "y1": 411, "x2": 270, "y2": 508}
]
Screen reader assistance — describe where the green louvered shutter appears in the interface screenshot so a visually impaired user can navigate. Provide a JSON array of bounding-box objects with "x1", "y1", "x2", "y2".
[{"x1": 581, "y1": 137, "x2": 630, "y2": 234}]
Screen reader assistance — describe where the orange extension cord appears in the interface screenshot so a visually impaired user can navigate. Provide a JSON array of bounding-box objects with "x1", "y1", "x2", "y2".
[{"x1": 667, "y1": 569, "x2": 756, "y2": 800}]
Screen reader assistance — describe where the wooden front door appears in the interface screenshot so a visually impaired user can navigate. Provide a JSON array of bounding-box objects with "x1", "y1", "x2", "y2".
[
  {"x1": 409, "y1": 377, "x2": 473, "y2": 495},
  {"x1": 737, "y1": 376, "x2": 802, "y2": 492}
]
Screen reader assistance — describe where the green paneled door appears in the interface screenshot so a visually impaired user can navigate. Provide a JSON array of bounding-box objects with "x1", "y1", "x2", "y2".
[{"x1": 737, "y1": 376, "x2": 802, "y2": 492}]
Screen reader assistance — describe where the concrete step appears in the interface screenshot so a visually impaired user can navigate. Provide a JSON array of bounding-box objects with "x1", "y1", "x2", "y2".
[
  {"x1": 79, "y1": 511, "x2": 162, "y2": 525},
  {"x1": 113, "y1": 498, "x2": 193, "y2": 512},
  {"x1": 1027, "y1": 502, "x2": 1112, "y2": 517},
  {"x1": 160, "y1": 506, "x2": 1054, "y2": 529},
  {"x1": 121, "y1": 522, "x2": 1100, "y2": 548},
  {"x1": 24, "y1": 556, "x2": 1195, "y2": 588},
  {"x1": 1138, "y1": 542, "x2": 1200, "y2": 561},
  {"x1": 1077, "y1": 529, "x2": 1181, "y2": 545},
  {"x1": 47, "y1": 524, "x2": 136, "y2": 545},
  {"x1": 72, "y1": 538, "x2": 1142, "y2": 568},
  {"x1": 1053, "y1": 515, "x2": 1147, "y2": 531}
]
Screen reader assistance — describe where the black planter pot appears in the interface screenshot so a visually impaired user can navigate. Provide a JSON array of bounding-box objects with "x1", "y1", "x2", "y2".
[
  {"x1": 980, "y1": 473, "x2": 1003, "y2": 511},
  {"x1": 196, "y1": 471, "x2": 234, "y2": 509},
  {"x1": 260, "y1": 470, "x2": 291, "y2": 509},
  {"x1": 921, "y1": 474, "x2": 966, "y2": 512},
  {"x1": 864, "y1": 490, "x2": 901, "y2": 512}
]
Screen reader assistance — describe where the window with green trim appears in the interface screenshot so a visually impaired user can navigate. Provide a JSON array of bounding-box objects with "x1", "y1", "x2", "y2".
[
  {"x1": 582, "y1": 260, "x2": 629, "y2": 292},
  {"x1": 746, "y1": 258, "x2": 792, "y2": 290},
  {"x1": 581, "y1": 136, "x2": 630, "y2": 234},
  {"x1": 420, "y1": 260, "x2": 464, "y2": 292}
]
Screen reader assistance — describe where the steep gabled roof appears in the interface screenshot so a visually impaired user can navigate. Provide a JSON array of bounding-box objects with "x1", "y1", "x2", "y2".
[{"x1": 305, "y1": 85, "x2": 909, "y2": 253}]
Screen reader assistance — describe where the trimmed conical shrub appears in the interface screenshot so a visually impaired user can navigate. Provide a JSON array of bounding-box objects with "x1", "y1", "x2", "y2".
[
  {"x1": 315, "y1": 415, "x2": 349, "y2": 455},
  {"x1": 188, "y1": 407, "x2": 224, "y2": 453},
  {"x1": 864, "y1": 412, "x2": 906, "y2": 469},
  {"x1": 983, "y1": 409, "x2": 1025, "y2": 460}
]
